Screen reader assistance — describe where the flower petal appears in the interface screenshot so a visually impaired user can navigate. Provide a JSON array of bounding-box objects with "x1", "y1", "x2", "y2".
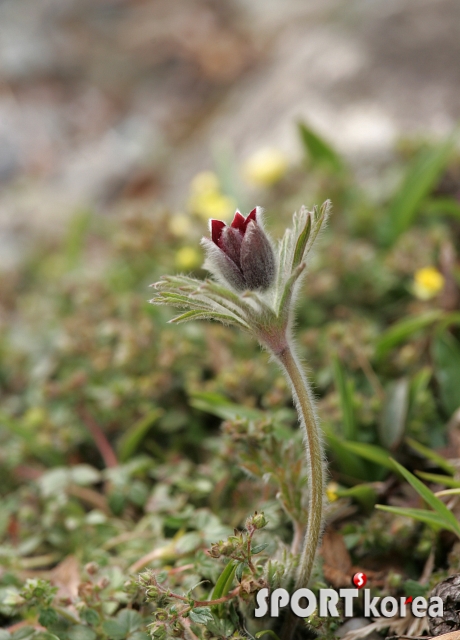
[
  {"x1": 219, "y1": 226, "x2": 243, "y2": 268},
  {"x1": 201, "y1": 237, "x2": 247, "y2": 291},
  {"x1": 230, "y1": 210, "x2": 246, "y2": 232},
  {"x1": 240, "y1": 221, "x2": 276, "y2": 290},
  {"x1": 210, "y1": 219, "x2": 226, "y2": 245},
  {"x1": 243, "y1": 208, "x2": 257, "y2": 230}
]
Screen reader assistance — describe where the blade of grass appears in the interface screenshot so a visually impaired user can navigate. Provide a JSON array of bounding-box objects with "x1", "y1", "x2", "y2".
[
  {"x1": 336, "y1": 484, "x2": 377, "y2": 510},
  {"x1": 210, "y1": 560, "x2": 237, "y2": 612},
  {"x1": 432, "y1": 331, "x2": 460, "y2": 417},
  {"x1": 298, "y1": 121, "x2": 344, "y2": 173},
  {"x1": 375, "y1": 311, "x2": 443, "y2": 359},
  {"x1": 391, "y1": 459, "x2": 460, "y2": 537},
  {"x1": 340, "y1": 441, "x2": 393, "y2": 471},
  {"x1": 190, "y1": 391, "x2": 264, "y2": 421},
  {"x1": 256, "y1": 631, "x2": 282, "y2": 640},
  {"x1": 406, "y1": 437, "x2": 455, "y2": 474},
  {"x1": 382, "y1": 136, "x2": 456, "y2": 246},
  {"x1": 435, "y1": 489, "x2": 460, "y2": 498},
  {"x1": 416, "y1": 472, "x2": 460, "y2": 488},
  {"x1": 325, "y1": 432, "x2": 369, "y2": 481},
  {"x1": 423, "y1": 197, "x2": 460, "y2": 220},
  {"x1": 332, "y1": 356, "x2": 357, "y2": 441},
  {"x1": 118, "y1": 408, "x2": 163, "y2": 462},
  {"x1": 375, "y1": 505, "x2": 453, "y2": 533}
]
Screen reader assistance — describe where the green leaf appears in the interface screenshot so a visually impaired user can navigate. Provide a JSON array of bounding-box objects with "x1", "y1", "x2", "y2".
[
  {"x1": 211, "y1": 561, "x2": 237, "y2": 602},
  {"x1": 298, "y1": 121, "x2": 344, "y2": 172},
  {"x1": 391, "y1": 459, "x2": 460, "y2": 537},
  {"x1": 169, "y1": 309, "x2": 248, "y2": 328},
  {"x1": 408, "y1": 367, "x2": 432, "y2": 417},
  {"x1": 336, "y1": 484, "x2": 377, "y2": 510},
  {"x1": 80, "y1": 609, "x2": 100, "y2": 626},
  {"x1": 437, "y1": 312, "x2": 460, "y2": 334},
  {"x1": 175, "y1": 532, "x2": 202, "y2": 554},
  {"x1": 255, "y1": 631, "x2": 282, "y2": 640},
  {"x1": 38, "y1": 608, "x2": 58, "y2": 627},
  {"x1": 276, "y1": 263, "x2": 306, "y2": 320},
  {"x1": 325, "y1": 432, "x2": 370, "y2": 481},
  {"x1": 422, "y1": 197, "x2": 460, "y2": 220},
  {"x1": 432, "y1": 331, "x2": 460, "y2": 417},
  {"x1": 118, "y1": 408, "x2": 163, "y2": 462},
  {"x1": 332, "y1": 356, "x2": 357, "y2": 441},
  {"x1": 379, "y1": 378, "x2": 409, "y2": 450},
  {"x1": 235, "y1": 562, "x2": 244, "y2": 582},
  {"x1": 205, "y1": 614, "x2": 235, "y2": 637},
  {"x1": 291, "y1": 213, "x2": 311, "y2": 271},
  {"x1": 375, "y1": 505, "x2": 451, "y2": 531},
  {"x1": 339, "y1": 441, "x2": 393, "y2": 471},
  {"x1": 416, "y1": 472, "x2": 460, "y2": 488},
  {"x1": 189, "y1": 607, "x2": 213, "y2": 625},
  {"x1": 382, "y1": 136, "x2": 456, "y2": 245},
  {"x1": 251, "y1": 543, "x2": 269, "y2": 555},
  {"x1": 102, "y1": 621, "x2": 126, "y2": 640},
  {"x1": 103, "y1": 610, "x2": 143, "y2": 640},
  {"x1": 67, "y1": 626, "x2": 97, "y2": 640},
  {"x1": 375, "y1": 311, "x2": 443, "y2": 359},
  {"x1": 69, "y1": 465, "x2": 101, "y2": 485},
  {"x1": 117, "y1": 609, "x2": 143, "y2": 633},
  {"x1": 406, "y1": 437, "x2": 455, "y2": 474},
  {"x1": 11, "y1": 629, "x2": 35, "y2": 640},
  {"x1": 190, "y1": 391, "x2": 264, "y2": 421}
]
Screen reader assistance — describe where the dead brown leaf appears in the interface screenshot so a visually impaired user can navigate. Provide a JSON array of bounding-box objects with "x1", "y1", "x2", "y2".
[
  {"x1": 50, "y1": 555, "x2": 80, "y2": 600},
  {"x1": 320, "y1": 527, "x2": 352, "y2": 587}
]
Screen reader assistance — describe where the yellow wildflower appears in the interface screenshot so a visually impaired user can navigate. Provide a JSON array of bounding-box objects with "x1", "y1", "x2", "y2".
[
  {"x1": 188, "y1": 171, "x2": 236, "y2": 222},
  {"x1": 242, "y1": 147, "x2": 289, "y2": 187},
  {"x1": 190, "y1": 171, "x2": 220, "y2": 195},
  {"x1": 175, "y1": 246, "x2": 201, "y2": 270},
  {"x1": 169, "y1": 214, "x2": 192, "y2": 237},
  {"x1": 326, "y1": 481, "x2": 339, "y2": 503},
  {"x1": 413, "y1": 266, "x2": 445, "y2": 300},
  {"x1": 189, "y1": 192, "x2": 236, "y2": 222}
]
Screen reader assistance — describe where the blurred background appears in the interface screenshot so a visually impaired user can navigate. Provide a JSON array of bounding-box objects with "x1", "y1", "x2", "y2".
[
  {"x1": 1, "y1": 1, "x2": 460, "y2": 637},
  {"x1": 1, "y1": 0, "x2": 460, "y2": 266}
]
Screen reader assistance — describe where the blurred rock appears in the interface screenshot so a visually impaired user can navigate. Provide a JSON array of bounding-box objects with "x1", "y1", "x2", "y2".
[
  {"x1": 430, "y1": 574, "x2": 460, "y2": 636},
  {"x1": 0, "y1": 0, "x2": 459, "y2": 247}
]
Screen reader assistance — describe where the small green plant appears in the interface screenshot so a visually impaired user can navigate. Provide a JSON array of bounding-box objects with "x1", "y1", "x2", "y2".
[
  {"x1": 140, "y1": 511, "x2": 269, "y2": 639},
  {"x1": 150, "y1": 204, "x2": 330, "y2": 639}
]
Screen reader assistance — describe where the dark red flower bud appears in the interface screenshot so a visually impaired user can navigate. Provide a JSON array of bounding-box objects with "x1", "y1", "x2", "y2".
[{"x1": 202, "y1": 207, "x2": 276, "y2": 291}]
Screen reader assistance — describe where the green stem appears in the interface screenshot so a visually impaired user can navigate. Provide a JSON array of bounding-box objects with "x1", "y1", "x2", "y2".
[{"x1": 277, "y1": 343, "x2": 325, "y2": 639}]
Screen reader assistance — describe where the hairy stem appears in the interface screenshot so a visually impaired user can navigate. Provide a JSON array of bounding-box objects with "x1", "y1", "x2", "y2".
[{"x1": 277, "y1": 343, "x2": 325, "y2": 639}]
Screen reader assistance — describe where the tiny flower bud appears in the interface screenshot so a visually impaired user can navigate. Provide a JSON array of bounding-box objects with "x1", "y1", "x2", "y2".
[
  {"x1": 220, "y1": 539, "x2": 239, "y2": 556},
  {"x1": 201, "y1": 207, "x2": 276, "y2": 291},
  {"x1": 155, "y1": 609, "x2": 169, "y2": 622},
  {"x1": 251, "y1": 511, "x2": 268, "y2": 530},
  {"x1": 85, "y1": 562, "x2": 99, "y2": 576},
  {"x1": 208, "y1": 542, "x2": 222, "y2": 558}
]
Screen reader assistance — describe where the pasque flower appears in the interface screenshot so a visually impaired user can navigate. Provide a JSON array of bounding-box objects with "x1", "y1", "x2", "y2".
[
  {"x1": 201, "y1": 207, "x2": 276, "y2": 291},
  {"x1": 150, "y1": 201, "x2": 331, "y2": 640}
]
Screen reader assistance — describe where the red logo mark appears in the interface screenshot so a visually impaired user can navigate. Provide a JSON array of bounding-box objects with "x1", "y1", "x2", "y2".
[
  {"x1": 352, "y1": 572, "x2": 367, "y2": 589},
  {"x1": 405, "y1": 596, "x2": 413, "y2": 604}
]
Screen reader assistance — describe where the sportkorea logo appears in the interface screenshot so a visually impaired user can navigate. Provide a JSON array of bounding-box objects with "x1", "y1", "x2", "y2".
[{"x1": 255, "y1": 573, "x2": 443, "y2": 620}]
